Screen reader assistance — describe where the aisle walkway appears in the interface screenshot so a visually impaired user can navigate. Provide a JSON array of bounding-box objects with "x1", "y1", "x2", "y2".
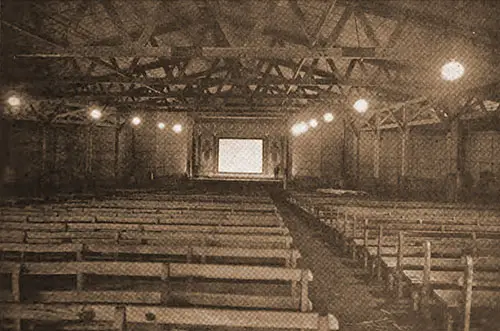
[{"x1": 275, "y1": 198, "x2": 423, "y2": 331}]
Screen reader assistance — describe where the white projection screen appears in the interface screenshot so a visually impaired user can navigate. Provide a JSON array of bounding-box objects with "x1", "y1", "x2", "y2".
[{"x1": 218, "y1": 139, "x2": 263, "y2": 174}]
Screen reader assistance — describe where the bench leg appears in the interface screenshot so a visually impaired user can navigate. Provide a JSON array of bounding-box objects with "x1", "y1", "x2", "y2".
[
  {"x1": 363, "y1": 251, "x2": 369, "y2": 270},
  {"x1": 444, "y1": 310, "x2": 454, "y2": 331},
  {"x1": 376, "y1": 258, "x2": 382, "y2": 281},
  {"x1": 387, "y1": 273, "x2": 394, "y2": 292},
  {"x1": 411, "y1": 290, "x2": 420, "y2": 312},
  {"x1": 395, "y1": 273, "x2": 403, "y2": 299}
]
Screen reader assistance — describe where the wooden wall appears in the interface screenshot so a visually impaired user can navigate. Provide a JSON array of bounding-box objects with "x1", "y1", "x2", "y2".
[{"x1": 0, "y1": 120, "x2": 132, "y2": 195}]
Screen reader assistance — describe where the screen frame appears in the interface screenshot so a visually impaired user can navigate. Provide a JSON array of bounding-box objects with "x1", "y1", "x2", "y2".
[{"x1": 216, "y1": 137, "x2": 265, "y2": 175}]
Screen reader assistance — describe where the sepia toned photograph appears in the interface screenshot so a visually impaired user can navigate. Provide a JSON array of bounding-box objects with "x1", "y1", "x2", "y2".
[{"x1": 0, "y1": 0, "x2": 499, "y2": 330}]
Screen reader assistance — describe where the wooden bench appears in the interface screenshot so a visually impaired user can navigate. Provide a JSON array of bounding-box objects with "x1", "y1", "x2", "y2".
[
  {"x1": 3, "y1": 214, "x2": 285, "y2": 227},
  {"x1": 0, "y1": 243, "x2": 301, "y2": 267},
  {"x1": 51, "y1": 200, "x2": 278, "y2": 212},
  {"x1": 0, "y1": 261, "x2": 313, "y2": 311},
  {"x1": 18, "y1": 231, "x2": 292, "y2": 248},
  {"x1": 0, "y1": 304, "x2": 339, "y2": 331},
  {"x1": 0, "y1": 221, "x2": 289, "y2": 235},
  {"x1": 430, "y1": 256, "x2": 500, "y2": 331}
]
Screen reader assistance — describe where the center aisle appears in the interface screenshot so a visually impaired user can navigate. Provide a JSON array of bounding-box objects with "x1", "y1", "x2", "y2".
[{"x1": 274, "y1": 197, "x2": 421, "y2": 331}]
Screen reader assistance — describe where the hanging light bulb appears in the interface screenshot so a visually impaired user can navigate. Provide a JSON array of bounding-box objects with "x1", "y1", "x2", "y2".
[
  {"x1": 131, "y1": 116, "x2": 141, "y2": 126},
  {"x1": 323, "y1": 113, "x2": 334, "y2": 123},
  {"x1": 291, "y1": 122, "x2": 309, "y2": 136},
  {"x1": 441, "y1": 60, "x2": 465, "y2": 81},
  {"x1": 353, "y1": 99, "x2": 369, "y2": 113},
  {"x1": 308, "y1": 119, "x2": 318, "y2": 128},
  {"x1": 7, "y1": 95, "x2": 21, "y2": 107},
  {"x1": 172, "y1": 123, "x2": 183, "y2": 133},
  {"x1": 89, "y1": 108, "x2": 102, "y2": 120},
  {"x1": 157, "y1": 122, "x2": 166, "y2": 130}
]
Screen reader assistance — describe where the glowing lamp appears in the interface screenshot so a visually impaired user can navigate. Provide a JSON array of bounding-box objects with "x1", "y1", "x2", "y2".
[
  {"x1": 353, "y1": 99, "x2": 369, "y2": 113},
  {"x1": 308, "y1": 119, "x2": 318, "y2": 128},
  {"x1": 131, "y1": 116, "x2": 142, "y2": 126},
  {"x1": 157, "y1": 122, "x2": 166, "y2": 130},
  {"x1": 291, "y1": 122, "x2": 309, "y2": 136},
  {"x1": 323, "y1": 113, "x2": 334, "y2": 123},
  {"x1": 7, "y1": 95, "x2": 21, "y2": 107},
  {"x1": 441, "y1": 61, "x2": 464, "y2": 81},
  {"x1": 172, "y1": 123, "x2": 183, "y2": 133},
  {"x1": 89, "y1": 108, "x2": 102, "y2": 120}
]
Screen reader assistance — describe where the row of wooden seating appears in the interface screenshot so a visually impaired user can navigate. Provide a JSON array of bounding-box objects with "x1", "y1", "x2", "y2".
[
  {"x1": 0, "y1": 261, "x2": 313, "y2": 310},
  {"x1": 0, "y1": 304, "x2": 338, "y2": 331},
  {"x1": 53, "y1": 199, "x2": 278, "y2": 212},
  {"x1": 0, "y1": 243, "x2": 301, "y2": 267},
  {"x1": 0, "y1": 228, "x2": 293, "y2": 249},
  {"x1": 288, "y1": 191, "x2": 500, "y2": 213},
  {"x1": 0, "y1": 219, "x2": 288, "y2": 235},
  {"x1": 0, "y1": 192, "x2": 340, "y2": 331},
  {"x1": 286, "y1": 191, "x2": 500, "y2": 331},
  {"x1": 1, "y1": 213, "x2": 285, "y2": 228}
]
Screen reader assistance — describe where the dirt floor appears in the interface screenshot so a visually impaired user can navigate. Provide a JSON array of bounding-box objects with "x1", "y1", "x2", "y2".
[{"x1": 275, "y1": 198, "x2": 435, "y2": 331}]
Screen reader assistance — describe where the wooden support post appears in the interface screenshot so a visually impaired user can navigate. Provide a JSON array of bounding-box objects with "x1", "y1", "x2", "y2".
[
  {"x1": 444, "y1": 309, "x2": 454, "y2": 331},
  {"x1": 300, "y1": 270, "x2": 310, "y2": 312},
  {"x1": 421, "y1": 241, "x2": 431, "y2": 316},
  {"x1": 114, "y1": 114, "x2": 121, "y2": 184},
  {"x1": 376, "y1": 224, "x2": 383, "y2": 280},
  {"x1": 400, "y1": 125, "x2": 410, "y2": 197},
  {"x1": 374, "y1": 111, "x2": 381, "y2": 180},
  {"x1": 363, "y1": 219, "x2": 369, "y2": 269},
  {"x1": 447, "y1": 119, "x2": 465, "y2": 202},
  {"x1": 396, "y1": 231, "x2": 404, "y2": 298},
  {"x1": 282, "y1": 136, "x2": 288, "y2": 189},
  {"x1": 471, "y1": 232, "x2": 477, "y2": 256},
  {"x1": 41, "y1": 125, "x2": 47, "y2": 174},
  {"x1": 113, "y1": 306, "x2": 126, "y2": 331},
  {"x1": 352, "y1": 215, "x2": 357, "y2": 260},
  {"x1": 463, "y1": 255, "x2": 473, "y2": 331},
  {"x1": 12, "y1": 264, "x2": 20, "y2": 302},
  {"x1": 76, "y1": 247, "x2": 85, "y2": 291},
  {"x1": 12, "y1": 264, "x2": 21, "y2": 331},
  {"x1": 290, "y1": 250, "x2": 298, "y2": 268}
]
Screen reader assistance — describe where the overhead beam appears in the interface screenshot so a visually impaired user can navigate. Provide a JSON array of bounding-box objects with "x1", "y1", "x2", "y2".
[{"x1": 12, "y1": 46, "x2": 397, "y2": 60}]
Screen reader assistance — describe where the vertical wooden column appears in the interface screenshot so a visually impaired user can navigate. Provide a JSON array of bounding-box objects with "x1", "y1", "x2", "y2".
[
  {"x1": 421, "y1": 241, "x2": 431, "y2": 317},
  {"x1": 400, "y1": 106, "x2": 410, "y2": 196},
  {"x1": 189, "y1": 127, "x2": 197, "y2": 178},
  {"x1": 212, "y1": 133, "x2": 218, "y2": 174},
  {"x1": 448, "y1": 119, "x2": 465, "y2": 202},
  {"x1": 86, "y1": 125, "x2": 93, "y2": 173},
  {"x1": 374, "y1": 112, "x2": 381, "y2": 179},
  {"x1": 356, "y1": 137, "x2": 360, "y2": 187},
  {"x1": 286, "y1": 134, "x2": 293, "y2": 185},
  {"x1": 114, "y1": 115, "x2": 121, "y2": 184},
  {"x1": 282, "y1": 136, "x2": 288, "y2": 189},
  {"x1": 463, "y1": 255, "x2": 473, "y2": 331},
  {"x1": 131, "y1": 125, "x2": 137, "y2": 181},
  {"x1": 0, "y1": 117, "x2": 12, "y2": 193}
]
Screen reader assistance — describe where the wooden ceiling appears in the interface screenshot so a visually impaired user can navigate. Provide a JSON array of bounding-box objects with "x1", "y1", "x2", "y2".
[{"x1": 0, "y1": 0, "x2": 499, "y2": 125}]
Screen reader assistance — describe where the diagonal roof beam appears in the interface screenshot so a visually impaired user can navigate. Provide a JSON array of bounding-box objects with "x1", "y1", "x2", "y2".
[
  {"x1": 2, "y1": 21, "x2": 163, "y2": 94},
  {"x1": 324, "y1": 4, "x2": 354, "y2": 47},
  {"x1": 311, "y1": 0, "x2": 338, "y2": 47},
  {"x1": 354, "y1": 7, "x2": 380, "y2": 46},
  {"x1": 99, "y1": 0, "x2": 133, "y2": 45},
  {"x1": 135, "y1": 1, "x2": 166, "y2": 46},
  {"x1": 287, "y1": 0, "x2": 313, "y2": 46}
]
